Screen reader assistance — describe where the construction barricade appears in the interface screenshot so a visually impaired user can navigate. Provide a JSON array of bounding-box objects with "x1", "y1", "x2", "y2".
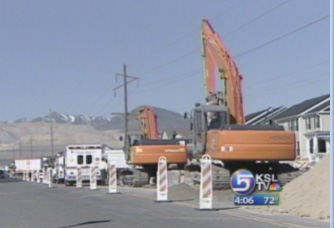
[
  {"x1": 76, "y1": 167, "x2": 83, "y2": 188},
  {"x1": 199, "y1": 155, "x2": 213, "y2": 210},
  {"x1": 108, "y1": 163, "x2": 118, "y2": 194},
  {"x1": 156, "y1": 156, "x2": 169, "y2": 202},
  {"x1": 48, "y1": 168, "x2": 53, "y2": 188},
  {"x1": 37, "y1": 170, "x2": 41, "y2": 183},
  {"x1": 90, "y1": 166, "x2": 98, "y2": 190}
]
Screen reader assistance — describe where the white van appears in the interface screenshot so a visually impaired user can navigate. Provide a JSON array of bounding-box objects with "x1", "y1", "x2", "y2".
[{"x1": 64, "y1": 145, "x2": 102, "y2": 186}]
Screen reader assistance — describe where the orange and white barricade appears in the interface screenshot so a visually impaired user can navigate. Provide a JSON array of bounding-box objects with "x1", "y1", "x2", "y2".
[
  {"x1": 108, "y1": 163, "x2": 118, "y2": 194},
  {"x1": 48, "y1": 168, "x2": 53, "y2": 188},
  {"x1": 45, "y1": 168, "x2": 50, "y2": 185},
  {"x1": 37, "y1": 170, "x2": 41, "y2": 183},
  {"x1": 23, "y1": 171, "x2": 27, "y2": 181},
  {"x1": 157, "y1": 156, "x2": 168, "y2": 202},
  {"x1": 42, "y1": 169, "x2": 46, "y2": 184},
  {"x1": 199, "y1": 155, "x2": 213, "y2": 210},
  {"x1": 33, "y1": 170, "x2": 36, "y2": 182},
  {"x1": 76, "y1": 167, "x2": 83, "y2": 188},
  {"x1": 90, "y1": 166, "x2": 98, "y2": 190}
]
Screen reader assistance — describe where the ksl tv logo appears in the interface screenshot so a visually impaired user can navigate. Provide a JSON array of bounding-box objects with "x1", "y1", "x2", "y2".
[{"x1": 230, "y1": 169, "x2": 282, "y2": 195}]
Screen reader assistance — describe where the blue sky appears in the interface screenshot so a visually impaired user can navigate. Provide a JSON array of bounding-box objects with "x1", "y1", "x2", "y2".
[{"x1": 0, "y1": 0, "x2": 330, "y2": 121}]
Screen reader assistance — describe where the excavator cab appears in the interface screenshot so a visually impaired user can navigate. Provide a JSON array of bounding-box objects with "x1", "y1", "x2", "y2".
[{"x1": 190, "y1": 104, "x2": 229, "y2": 157}]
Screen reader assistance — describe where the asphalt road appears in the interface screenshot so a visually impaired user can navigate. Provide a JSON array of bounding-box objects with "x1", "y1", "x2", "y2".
[{"x1": 0, "y1": 175, "x2": 330, "y2": 228}]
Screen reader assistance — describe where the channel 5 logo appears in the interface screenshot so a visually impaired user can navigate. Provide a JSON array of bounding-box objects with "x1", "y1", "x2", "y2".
[{"x1": 230, "y1": 169, "x2": 256, "y2": 195}]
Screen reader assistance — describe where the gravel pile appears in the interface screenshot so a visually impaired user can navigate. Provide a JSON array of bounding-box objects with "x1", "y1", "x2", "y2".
[{"x1": 250, "y1": 155, "x2": 330, "y2": 220}]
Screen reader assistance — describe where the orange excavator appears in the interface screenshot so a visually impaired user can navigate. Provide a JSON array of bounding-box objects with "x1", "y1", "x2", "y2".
[
  {"x1": 121, "y1": 106, "x2": 187, "y2": 186},
  {"x1": 187, "y1": 19, "x2": 299, "y2": 188}
]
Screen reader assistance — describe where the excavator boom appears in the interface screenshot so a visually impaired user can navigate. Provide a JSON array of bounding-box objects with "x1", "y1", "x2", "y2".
[
  {"x1": 193, "y1": 19, "x2": 296, "y2": 162},
  {"x1": 201, "y1": 19, "x2": 245, "y2": 124},
  {"x1": 137, "y1": 106, "x2": 159, "y2": 139}
]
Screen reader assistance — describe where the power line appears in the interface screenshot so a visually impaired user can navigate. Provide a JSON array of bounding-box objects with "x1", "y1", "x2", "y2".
[
  {"x1": 128, "y1": 0, "x2": 241, "y2": 67},
  {"x1": 211, "y1": 0, "x2": 243, "y2": 20},
  {"x1": 137, "y1": 48, "x2": 199, "y2": 76},
  {"x1": 138, "y1": 68, "x2": 201, "y2": 88},
  {"x1": 134, "y1": 14, "x2": 329, "y2": 79},
  {"x1": 135, "y1": 72, "x2": 200, "y2": 94},
  {"x1": 246, "y1": 72, "x2": 329, "y2": 97},
  {"x1": 246, "y1": 59, "x2": 329, "y2": 87},
  {"x1": 223, "y1": 0, "x2": 291, "y2": 38},
  {"x1": 82, "y1": 84, "x2": 115, "y2": 114},
  {"x1": 128, "y1": 29, "x2": 198, "y2": 67},
  {"x1": 235, "y1": 14, "x2": 330, "y2": 58},
  {"x1": 95, "y1": 69, "x2": 201, "y2": 116}
]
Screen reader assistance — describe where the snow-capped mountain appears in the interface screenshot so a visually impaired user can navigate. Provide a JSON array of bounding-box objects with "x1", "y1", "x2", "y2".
[{"x1": 11, "y1": 106, "x2": 190, "y2": 132}]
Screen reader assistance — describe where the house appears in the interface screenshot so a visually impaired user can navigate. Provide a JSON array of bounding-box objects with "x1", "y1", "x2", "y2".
[
  {"x1": 160, "y1": 128, "x2": 190, "y2": 140},
  {"x1": 272, "y1": 94, "x2": 330, "y2": 160},
  {"x1": 246, "y1": 94, "x2": 330, "y2": 161}
]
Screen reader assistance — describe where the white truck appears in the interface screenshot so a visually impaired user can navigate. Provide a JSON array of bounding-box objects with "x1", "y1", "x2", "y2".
[
  {"x1": 102, "y1": 146, "x2": 130, "y2": 170},
  {"x1": 15, "y1": 158, "x2": 42, "y2": 174},
  {"x1": 54, "y1": 152, "x2": 65, "y2": 183},
  {"x1": 64, "y1": 144, "x2": 103, "y2": 186}
]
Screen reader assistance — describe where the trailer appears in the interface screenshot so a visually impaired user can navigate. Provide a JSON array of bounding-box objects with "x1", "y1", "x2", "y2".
[{"x1": 14, "y1": 158, "x2": 42, "y2": 174}]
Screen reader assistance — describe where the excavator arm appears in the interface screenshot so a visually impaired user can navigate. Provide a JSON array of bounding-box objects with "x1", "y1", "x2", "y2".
[
  {"x1": 201, "y1": 19, "x2": 245, "y2": 124},
  {"x1": 137, "y1": 106, "x2": 159, "y2": 140}
]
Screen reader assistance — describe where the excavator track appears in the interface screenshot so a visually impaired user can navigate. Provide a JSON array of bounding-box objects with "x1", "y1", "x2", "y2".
[
  {"x1": 119, "y1": 168, "x2": 149, "y2": 187},
  {"x1": 191, "y1": 164, "x2": 230, "y2": 190}
]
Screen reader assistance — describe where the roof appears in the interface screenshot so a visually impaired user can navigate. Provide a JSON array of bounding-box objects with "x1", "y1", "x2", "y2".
[
  {"x1": 246, "y1": 106, "x2": 287, "y2": 125},
  {"x1": 307, "y1": 100, "x2": 330, "y2": 113},
  {"x1": 273, "y1": 94, "x2": 330, "y2": 120},
  {"x1": 246, "y1": 109, "x2": 267, "y2": 122}
]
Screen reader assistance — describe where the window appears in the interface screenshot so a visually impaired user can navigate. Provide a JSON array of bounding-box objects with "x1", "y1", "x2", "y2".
[
  {"x1": 314, "y1": 116, "x2": 320, "y2": 129},
  {"x1": 77, "y1": 155, "x2": 83, "y2": 165},
  {"x1": 306, "y1": 117, "x2": 311, "y2": 130},
  {"x1": 288, "y1": 119, "x2": 298, "y2": 131},
  {"x1": 86, "y1": 155, "x2": 92, "y2": 165}
]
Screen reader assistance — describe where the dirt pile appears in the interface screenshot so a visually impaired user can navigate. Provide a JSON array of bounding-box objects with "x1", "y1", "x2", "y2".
[
  {"x1": 169, "y1": 183, "x2": 198, "y2": 201},
  {"x1": 252, "y1": 155, "x2": 330, "y2": 220}
]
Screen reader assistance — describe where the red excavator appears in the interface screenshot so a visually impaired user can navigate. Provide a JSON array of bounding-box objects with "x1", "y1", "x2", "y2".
[
  {"x1": 121, "y1": 106, "x2": 187, "y2": 186},
  {"x1": 187, "y1": 19, "x2": 300, "y2": 188}
]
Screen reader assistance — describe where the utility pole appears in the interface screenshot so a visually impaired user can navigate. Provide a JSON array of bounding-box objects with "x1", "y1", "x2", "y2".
[
  {"x1": 50, "y1": 109, "x2": 54, "y2": 157},
  {"x1": 12, "y1": 145, "x2": 16, "y2": 160},
  {"x1": 113, "y1": 64, "x2": 139, "y2": 158},
  {"x1": 19, "y1": 141, "x2": 22, "y2": 158},
  {"x1": 30, "y1": 136, "x2": 33, "y2": 157}
]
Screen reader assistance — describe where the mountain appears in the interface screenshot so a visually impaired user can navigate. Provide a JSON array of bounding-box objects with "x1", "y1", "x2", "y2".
[
  {"x1": 0, "y1": 106, "x2": 190, "y2": 159},
  {"x1": 12, "y1": 106, "x2": 190, "y2": 132}
]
